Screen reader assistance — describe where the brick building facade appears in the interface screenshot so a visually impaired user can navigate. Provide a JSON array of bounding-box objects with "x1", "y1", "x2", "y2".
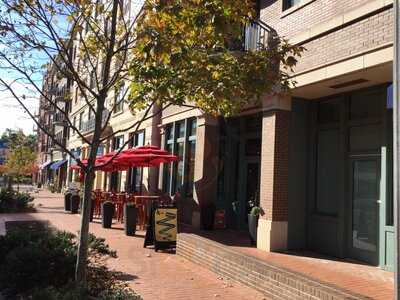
[{"x1": 42, "y1": 0, "x2": 395, "y2": 272}]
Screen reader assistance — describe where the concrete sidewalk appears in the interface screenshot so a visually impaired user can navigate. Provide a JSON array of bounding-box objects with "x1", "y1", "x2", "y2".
[{"x1": 0, "y1": 190, "x2": 266, "y2": 300}]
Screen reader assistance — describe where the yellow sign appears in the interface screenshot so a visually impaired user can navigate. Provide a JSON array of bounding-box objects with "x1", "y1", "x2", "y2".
[{"x1": 154, "y1": 208, "x2": 177, "y2": 242}]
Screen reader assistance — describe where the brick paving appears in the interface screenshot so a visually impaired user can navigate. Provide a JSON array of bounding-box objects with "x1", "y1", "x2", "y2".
[
  {"x1": 0, "y1": 190, "x2": 267, "y2": 300},
  {"x1": 1, "y1": 190, "x2": 395, "y2": 300}
]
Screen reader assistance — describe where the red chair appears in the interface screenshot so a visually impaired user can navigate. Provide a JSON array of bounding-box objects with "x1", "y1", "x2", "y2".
[
  {"x1": 92, "y1": 190, "x2": 103, "y2": 218},
  {"x1": 113, "y1": 193, "x2": 126, "y2": 223},
  {"x1": 134, "y1": 196, "x2": 146, "y2": 230}
]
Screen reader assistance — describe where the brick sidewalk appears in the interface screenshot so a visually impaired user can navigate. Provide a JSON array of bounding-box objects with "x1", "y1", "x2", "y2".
[{"x1": 0, "y1": 190, "x2": 267, "y2": 300}]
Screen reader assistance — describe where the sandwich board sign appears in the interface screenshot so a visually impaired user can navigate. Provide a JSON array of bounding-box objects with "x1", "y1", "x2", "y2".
[{"x1": 154, "y1": 207, "x2": 177, "y2": 251}]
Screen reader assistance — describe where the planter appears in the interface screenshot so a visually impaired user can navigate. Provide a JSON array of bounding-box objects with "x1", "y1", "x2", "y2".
[
  {"x1": 102, "y1": 201, "x2": 115, "y2": 228},
  {"x1": 248, "y1": 214, "x2": 258, "y2": 245},
  {"x1": 124, "y1": 203, "x2": 138, "y2": 236}
]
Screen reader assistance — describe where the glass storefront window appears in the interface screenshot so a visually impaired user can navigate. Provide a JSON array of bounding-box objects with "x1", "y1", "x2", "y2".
[
  {"x1": 318, "y1": 100, "x2": 341, "y2": 124},
  {"x1": 176, "y1": 121, "x2": 185, "y2": 139},
  {"x1": 162, "y1": 118, "x2": 197, "y2": 197},
  {"x1": 173, "y1": 142, "x2": 184, "y2": 194},
  {"x1": 350, "y1": 90, "x2": 382, "y2": 120},
  {"x1": 163, "y1": 143, "x2": 173, "y2": 194},
  {"x1": 186, "y1": 140, "x2": 196, "y2": 197},
  {"x1": 189, "y1": 119, "x2": 197, "y2": 136},
  {"x1": 127, "y1": 130, "x2": 145, "y2": 193}
]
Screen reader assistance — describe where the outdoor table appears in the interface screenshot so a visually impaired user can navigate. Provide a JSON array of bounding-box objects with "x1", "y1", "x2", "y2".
[
  {"x1": 115, "y1": 193, "x2": 127, "y2": 222},
  {"x1": 134, "y1": 195, "x2": 160, "y2": 229}
]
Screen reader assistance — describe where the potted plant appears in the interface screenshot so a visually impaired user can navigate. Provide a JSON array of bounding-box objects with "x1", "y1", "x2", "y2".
[{"x1": 248, "y1": 206, "x2": 262, "y2": 245}]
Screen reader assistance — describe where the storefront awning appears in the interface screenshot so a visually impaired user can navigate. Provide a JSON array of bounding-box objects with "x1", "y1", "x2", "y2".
[
  {"x1": 50, "y1": 159, "x2": 67, "y2": 170},
  {"x1": 40, "y1": 161, "x2": 53, "y2": 170}
]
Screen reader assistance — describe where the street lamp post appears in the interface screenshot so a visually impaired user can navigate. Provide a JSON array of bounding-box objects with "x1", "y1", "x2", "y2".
[{"x1": 394, "y1": 0, "x2": 399, "y2": 299}]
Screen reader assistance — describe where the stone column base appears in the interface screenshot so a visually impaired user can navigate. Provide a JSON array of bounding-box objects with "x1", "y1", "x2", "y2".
[{"x1": 257, "y1": 219, "x2": 288, "y2": 252}]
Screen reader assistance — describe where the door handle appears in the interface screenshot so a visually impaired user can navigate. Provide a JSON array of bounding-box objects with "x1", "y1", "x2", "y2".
[{"x1": 376, "y1": 200, "x2": 382, "y2": 204}]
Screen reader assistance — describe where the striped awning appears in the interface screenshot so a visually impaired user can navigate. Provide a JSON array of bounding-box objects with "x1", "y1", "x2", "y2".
[
  {"x1": 40, "y1": 161, "x2": 53, "y2": 170},
  {"x1": 50, "y1": 159, "x2": 67, "y2": 170}
]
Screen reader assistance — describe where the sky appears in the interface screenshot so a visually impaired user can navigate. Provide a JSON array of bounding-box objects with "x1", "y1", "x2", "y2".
[
  {"x1": 0, "y1": 84, "x2": 39, "y2": 136},
  {"x1": 0, "y1": 0, "x2": 145, "y2": 137}
]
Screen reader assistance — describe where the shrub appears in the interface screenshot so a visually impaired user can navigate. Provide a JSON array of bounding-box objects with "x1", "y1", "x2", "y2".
[
  {"x1": 14, "y1": 192, "x2": 34, "y2": 209},
  {"x1": 88, "y1": 233, "x2": 117, "y2": 257},
  {"x1": 0, "y1": 228, "x2": 76, "y2": 296},
  {"x1": 30, "y1": 284, "x2": 88, "y2": 300},
  {"x1": 0, "y1": 189, "x2": 34, "y2": 213},
  {"x1": 0, "y1": 226, "x2": 141, "y2": 299},
  {"x1": 98, "y1": 287, "x2": 142, "y2": 300}
]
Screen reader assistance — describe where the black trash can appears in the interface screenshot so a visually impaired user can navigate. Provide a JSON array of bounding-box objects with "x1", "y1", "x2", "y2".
[
  {"x1": 64, "y1": 192, "x2": 72, "y2": 211},
  {"x1": 124, "y1": 203, "x2": 138, "y2": 236},
  {"x1": 70, "y1": 194, "x2": 80, "y2": 214},
  {"x1": 102, "y1": 201, "x2": 115, "y2": 228}
]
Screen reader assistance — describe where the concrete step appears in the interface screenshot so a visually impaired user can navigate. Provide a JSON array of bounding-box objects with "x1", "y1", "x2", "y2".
[{"x1": 177, "y1": 233, "x2": 372, "y2": 300}]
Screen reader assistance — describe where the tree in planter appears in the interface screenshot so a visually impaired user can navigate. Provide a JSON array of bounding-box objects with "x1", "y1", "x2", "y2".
[
  {"x1": 0, "y1": 0, "x2": 152, "y2": 283},
  {"x1": 0, "y1": 0, "x2": 302, "y2": 286},
  {"x1": 5, "y1": 144, "x2": 36, "y2": 190},
  {"x1": 3, "y1": 130, "x2": 37, "y2": 191}
]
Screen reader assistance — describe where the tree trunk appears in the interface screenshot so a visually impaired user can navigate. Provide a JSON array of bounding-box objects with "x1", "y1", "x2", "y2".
[
  {"x1": 75, "y1": 169, "x2": 95, "y2": 283},
  {"x1": 7, "y1": 176, "x2": 13, "y2": 191},
  {"x1": 75, "y1": 0, "x2": 119, "y2": 284}
]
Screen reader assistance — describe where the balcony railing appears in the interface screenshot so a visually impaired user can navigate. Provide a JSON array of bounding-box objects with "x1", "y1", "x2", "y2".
[
  {"x1": 244, "y1": 20, "x2": 275, "y2": 51},
  {"x1": 229, "y1": 19, "x2": 276, "y2": 52},
  {"x1": 53, "y1": 112, "x2": 66, "y2": 126},
  {"x1": 53, "y1": 138, "x2": 67, "y2": 150},
  {"x1": 81, "y1": 110, "x2": 110, "y2": 134},
  {"x1": 49, "y1": 85, "x2": 68, "y2": 102}
]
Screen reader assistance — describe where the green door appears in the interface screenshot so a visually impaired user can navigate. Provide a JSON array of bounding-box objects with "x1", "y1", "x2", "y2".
[{"x1": 348, "y1": 157, "x2": 380, "y2": 265}]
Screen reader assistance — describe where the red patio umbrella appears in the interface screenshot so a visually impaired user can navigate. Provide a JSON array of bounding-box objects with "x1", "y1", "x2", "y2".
[
  {"x1": 69, "y1": 159, "x2": 89, "y2": 170},
  {"x1": 114, "y1": 145, "x2": 179, "y2": 193},
  {"x1": 95, "y1": 152, "x2": 131, "y2": 172},
  {"x1": 118, "y1": 145, "x2": 179, "y2": 167}
]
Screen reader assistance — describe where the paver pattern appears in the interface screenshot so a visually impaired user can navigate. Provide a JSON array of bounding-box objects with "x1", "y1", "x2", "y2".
[{"x1": 0, "y1": 190, "x2": 267, "y2": 300}]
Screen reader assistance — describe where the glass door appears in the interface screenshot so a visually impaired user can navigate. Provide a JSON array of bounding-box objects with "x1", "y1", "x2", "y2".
[{"x1": 348, "y1": 157, "x2": 380, "y2": 265}]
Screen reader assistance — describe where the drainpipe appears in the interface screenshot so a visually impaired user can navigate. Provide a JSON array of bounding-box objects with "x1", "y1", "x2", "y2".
[{"x1": 394, "y1": 0, "x2": 399, "y2": 299}]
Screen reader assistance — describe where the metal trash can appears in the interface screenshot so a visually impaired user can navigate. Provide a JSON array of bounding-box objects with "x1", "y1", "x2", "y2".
[
  {"x1": 124, "y1": 203, "x2": 138, "y2": 236},
  {"x1": 102, "y1": 201, "x2": 115, "y2": 228},
  {"x1": 70, "y1": 194, "x2": 80, "y2": 214},
  {"x1": 64, "y1": 193, "x2": 72, "y2": 211}
]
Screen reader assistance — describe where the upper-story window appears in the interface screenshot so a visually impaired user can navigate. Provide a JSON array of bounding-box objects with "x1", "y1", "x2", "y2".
[
  {"x1": 112, "y1": 135, "x2": 124, "y2": 151},
  {"x1": 74, "y1": 87, "x2": 79, "y2": 104},
  {"x1": 79, "y1": 111, "x2": 84, "y2": 130},
  {"x1": 283, "y1": 0, "x2": 303, "y2": 10},
  {"x1": 73, "y1": 116, "x2": 77, "y2": 134},
  {"x1": 114, "y1": 83, "x2": 126, "y2": 114},
  {"x1": 89, "y1": 71, "x2": 96, "y2": 90},
  {"x1": 88, "y1": 108, "x2": 94, "y2": 120}
]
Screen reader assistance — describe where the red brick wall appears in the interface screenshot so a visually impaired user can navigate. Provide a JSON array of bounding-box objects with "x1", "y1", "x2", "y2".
[
  {"x1": 295, "y1": 8, "x2": 394, "y2": 72},
  {"x1": 260, "y1": 1, "x2": 394, "y2": 73},
  {"x1": 260, "y1": 110, "x2": 290, "y2": 222},
  {"x1": 260, "y1": 0, "x2": 373, "y2": 38}
]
